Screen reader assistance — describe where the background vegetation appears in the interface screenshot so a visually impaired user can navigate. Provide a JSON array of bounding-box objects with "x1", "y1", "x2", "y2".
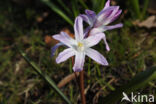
[{"x1": 0, "y1": 0, "x2": 155, "y2": 104}]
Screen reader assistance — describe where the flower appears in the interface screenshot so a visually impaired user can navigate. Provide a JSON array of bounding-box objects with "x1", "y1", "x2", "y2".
[
  {"x1": 80, "y1": 0, "x2": 123, "y2": 51},
  {"x1": 53, "y1": 17, "x2": 108, "y2": 72}
]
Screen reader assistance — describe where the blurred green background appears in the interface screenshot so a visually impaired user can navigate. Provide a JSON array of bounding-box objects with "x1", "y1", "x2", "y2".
[{"x1": 0, "y1": 0, "x2": 156, "y2": 104}]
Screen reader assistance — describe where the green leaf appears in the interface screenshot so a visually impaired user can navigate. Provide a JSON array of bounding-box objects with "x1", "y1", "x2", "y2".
[
  {"x1": 91, "y1": 0, "x2": 99, "y2": 12},
  {"x1": 18, "y1": 49, "x2": 72, "y2": 104},
  {"x1": 91, "y1": 0, "x2": 106, "y2": 13},
  {"x1": 98, "y1": 0, "x2": 106, "y2": 12},
  {"x1": 40, "y1": 0, "x2": 73, "y2": 26},
  {"x1": 141, "y1": 0, "x2": 150, "y2": 20},
  {"x1": 130, "y1": 0, "x2": 141, "y2": 19},
  {"x1": 71, "y1": 0, "x2": 79, "y2": 17},
  {"x1": 79, "y1": 0, "x2": 89, "y2": 9},
  {"x1": 101, "y1": 66, "x2": 156, "y2": 104},
  {"x1": 57, "y1": 0, "x2": 71, "y2": 15}
]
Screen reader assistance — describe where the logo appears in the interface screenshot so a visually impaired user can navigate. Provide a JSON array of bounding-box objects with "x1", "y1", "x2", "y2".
[{"x1": 121, "y1": 92, "x2": 155, "y2": 103}]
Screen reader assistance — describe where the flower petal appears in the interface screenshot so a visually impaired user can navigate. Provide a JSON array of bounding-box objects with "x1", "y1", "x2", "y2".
[
  {"x1": 52, "y1": 32, "x2": 76, "y2": 48},
  {"x1": 85, "y1": 10, "x2": 96, "y2": 25},
  {"x1": 73, "y1": 52, "x2": 85, "y2": 72},
  {"x1": 74, "y1": 16, "x2": 84, "y2": 41},
  {"x1": 101, "y1": 23, "x2": 123, "y2": 31},
  {"x1": 97, "y1": 6, "x2": 117, "y2": 19},
  {"x1": 84, "y1": 33, "x2": 104, "y2": 47},
  {"x1": 84, "y1": 26, "x2": 91, "y2": 37},
  {"x1": 85, "y1": 32, "x2": 110, "y2": 51},
  {"x1": 96, "y1": 6, "x2": 117, "y2": 27},
  {"x1": 51, "y1": 43, "x2": 65, "y2": 57},
  {"x1": 97, "y1": 6, "x2": 120, "y2": 26},
  {"x1": 89, "y1": 27, "x2": 103, "y2": 35},
  {"x1": 56, "y1": 48, "x2": 75, "y2": 64},
  {"x1": 85, "y1": 9, "x2": 96, "y2": 16},
  {"x1": 102, "y1": 33, "x2": 110, "y2": 51},
  {"x1": 80, "y1": 14, "x2": 91, "y2": 25},
  {"x1": 103, "y1": 6, "x2": 120, "y2": 25},
  {"x1": 86, "y1": 48, "x2": 108, "y2": 66},
  {"x1": 90, "y1": 23, "x2": 123, "y2": 35},
  {"x1": 110, "y1": 10, "x2": 122, "y2": 23},
  {"x1": 103, "y1": 0, "x2": 110, "y2": 10}
]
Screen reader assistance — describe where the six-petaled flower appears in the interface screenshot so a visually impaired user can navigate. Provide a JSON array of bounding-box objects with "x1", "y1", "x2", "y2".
[
  {"x1": 80, "y1": 0, "x2": 123, "y2": 51},
  {"x1": 53, "y1": 17, "x2": 108, "y2": 72},
  {"x1": 51, "y1": 0, "x2": 123, "y2": 72}
]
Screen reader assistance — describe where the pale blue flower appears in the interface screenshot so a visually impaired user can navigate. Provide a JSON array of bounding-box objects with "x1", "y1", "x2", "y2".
[
  {"x1": 52, "y1": 17, "x2": 108, "y2": 72},
  {"x1": 80, "y1": 0, "x2": 123, "y2": 51}
]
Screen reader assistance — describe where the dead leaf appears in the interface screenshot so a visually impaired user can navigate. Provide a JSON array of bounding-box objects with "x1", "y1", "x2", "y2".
[
  {"x1": 148, "y1": 8, "x2": 156, "y2": 14},
  {"x1": 133, "y1": 16, "x2": 156, "y2": 28},
  {"x1": 148, "y1": 0, "x2": 156, "y2": 14},
  {"x1": 62, "y1": 28, "x2": 74, "y2": 38},
  {"x1": 57, "y1": 72, "x2": 79, "y2": 88},
  {"x1": 44, "y1": 35, "x2": 58, "y2": 46}
]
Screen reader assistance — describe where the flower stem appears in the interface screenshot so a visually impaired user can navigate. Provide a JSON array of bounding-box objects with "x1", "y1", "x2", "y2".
[
  {"x1": 79, "y1": 70, "x2": 86, "y2": 104},
  {"x1": 72, "y1": 57, "x2": 86, "y2": 104}
]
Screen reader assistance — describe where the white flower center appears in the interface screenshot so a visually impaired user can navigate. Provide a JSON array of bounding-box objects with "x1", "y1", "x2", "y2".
[{"x1": 77, "y1": 42, "x2": 84, "y2": 51}]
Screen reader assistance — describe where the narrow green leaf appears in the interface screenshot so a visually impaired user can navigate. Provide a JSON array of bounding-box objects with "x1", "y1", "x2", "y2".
[
  {"x1": 40, "y1": 0, "x2": 73, "y2": 26},
  {"x1": 99, "y1": 0, "x2": 106, "y2": 12},
  {"x1": 79, "y1": 0, "x2": 89, "y2": 9},
  {"x1": 57, "y1": 0, "x2": 71, "y2": 15},
  {"x1": 101, "y1": 66, "x2": 156, "y2": 104},
  {"x1": 130, "y1": 0, "x2": 141, "y2": 19},
  {"x1": 91, "y1": 0, "x2": 99, "y2": 13},
  {"x1": 18, "y1": 49, "x2": 72, "y2": 104},
  {"x1": 71, "y1": 0, "x2": 80, "y2": 18},
  {"x1": 141, "y1": 0, "x2": 150, "y2": 20}
]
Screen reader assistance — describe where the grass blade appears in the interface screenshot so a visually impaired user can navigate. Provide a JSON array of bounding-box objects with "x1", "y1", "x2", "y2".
[
  {"x1": 18, "y1": 49, "x2": 72, "y2": 104},
  {"x1": 130, "y1": 0, "x2": 141, "y2": 19},
  {"x1": 91, "y1": 0, "x2": 99, "y2": 12},
  {"x1": 40, "y1": 0, "x2": 73, "y2": 26},
  {"x1": 98, "y1": 0, "x2": 106, "y2": 12},
  {"x1": 71, "y1": 0, "x2": 80, "y2": 17},
  {"x1": 141, "y1": 0, "x2": 150, "y2": 20},
  {"x1": 79, "y1": 0, "x2": 89, "y2": 9},
  {"x1": 92, "y1": 0, "x2": 105, "y2": 13},
  {"x1": 57, "y1": 0, "x2": 71, "y2": 15},
  {"x1": 101, "y1": 66, "x2": 156, "y2": 104}
]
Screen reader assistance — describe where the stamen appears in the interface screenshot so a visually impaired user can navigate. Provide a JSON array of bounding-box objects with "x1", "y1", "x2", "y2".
[
  {"x1": 78, "y1": 42, "x2": 83, "y2": 47},
  {"x1": 77, "y1": 42, "x2": 84, "y2": 51}
]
